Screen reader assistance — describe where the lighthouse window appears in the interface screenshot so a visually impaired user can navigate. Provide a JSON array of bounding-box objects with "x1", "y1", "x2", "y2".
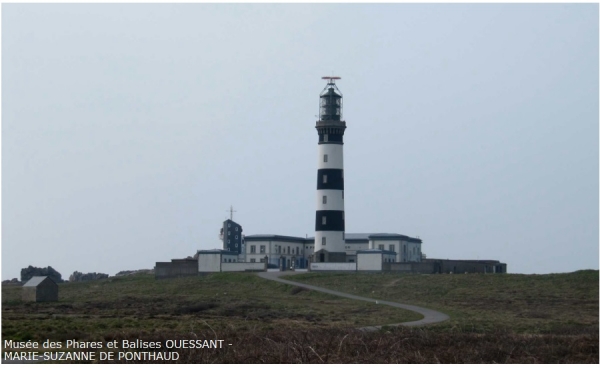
[
  {"x1": 324, "y1": 134, "x2": 328, "y2": 142},
  {"x1": 322, "y1": 237, "x2": 326, "y2": 245},
  {"x1": 324, "y1": 154, "x2": 328, "y2": 162},
  {"x1": 323, "y1": 175, "x2": 328, "y2": 183},
  {"x1": 322, "y1": 195, "x2": 327, "y2": 204},
  {"x1": 322, "y1": 216, "x2": 327, "y2": 225}
]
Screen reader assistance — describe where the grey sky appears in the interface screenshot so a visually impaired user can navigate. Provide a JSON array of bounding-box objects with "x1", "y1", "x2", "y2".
[{"x1": 2, "y1": 4, "x2": 598, "y2": 279}]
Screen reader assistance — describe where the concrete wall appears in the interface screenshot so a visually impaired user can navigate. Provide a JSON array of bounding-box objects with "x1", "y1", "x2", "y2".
[
  {"x1": 423, "y1": 259, "x2": 507, "y2": 274},
  {"x1": 155, "y1": 260, "x2": 198, "y2": 279},
  {"x1": 382, "y1": 262, "x2": 436, "y2": 273},
  {"x1": 310, "y1": 262, "x2": 356, "y2": 271},
  {"x1": 198, "y1": 253, "x2": 221, "y2": 272},
  {"x1": 357, "y1": 252, "x2": 383, "y2": 271},
  {"x1": 221, "y1": 262, "x2": 265, "y2": 272}
]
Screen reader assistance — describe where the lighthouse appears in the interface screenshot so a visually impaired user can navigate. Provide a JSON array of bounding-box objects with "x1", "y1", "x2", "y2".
[{"x1": 314, "y1": 77, "x2": 347, "y2": 263}]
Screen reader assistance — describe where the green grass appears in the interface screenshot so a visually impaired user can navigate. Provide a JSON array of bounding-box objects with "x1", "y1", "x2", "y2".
[
  {"x1": 284, "y1": 270, "x2": 599, "y2": 334},
  {"x1": 2, "y1": 273, "x2": 421, "y2": 342}
]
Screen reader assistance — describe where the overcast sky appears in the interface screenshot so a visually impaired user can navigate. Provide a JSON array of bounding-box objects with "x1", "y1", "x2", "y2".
[{"x1": 2, "y1": 4, "x2": 598, "y2": 280}]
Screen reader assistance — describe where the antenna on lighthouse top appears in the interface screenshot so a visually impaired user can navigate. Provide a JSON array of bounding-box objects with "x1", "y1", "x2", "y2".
[{"x1": 322, "y1": 76, "x2": 341, "y2": 85}]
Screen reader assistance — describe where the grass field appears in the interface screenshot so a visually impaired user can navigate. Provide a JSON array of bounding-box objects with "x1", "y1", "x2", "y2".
[
  {"x1": 1, "y1": 272, "x2": 420, "y2": 342},
  {"x1": 285, "y1": 270, "x2": 599, "y2": 334},
  {"x1": 2, "y1": 270, "x2": 597, "y2": 363}
]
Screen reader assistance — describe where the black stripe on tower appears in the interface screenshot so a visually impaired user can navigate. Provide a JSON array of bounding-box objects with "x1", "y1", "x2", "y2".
[
  {"x1": 317, "y1": 169, "x2": 344, "y2": 190},
  {"x1": 315, "y1": 210, "x2": 345, "y2": 231},
  {"x1": 318, "y1": 133, "x2": 344, "y2": 144}
]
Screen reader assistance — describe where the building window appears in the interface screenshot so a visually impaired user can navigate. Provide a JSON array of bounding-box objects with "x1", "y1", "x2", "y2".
[
  {"x1": 235, "y1": 235, "x2": 238, "y2": 239},
  {"x1": 323, "y1": 174, "x2": 328, "y2": 183},
  {"x1": 250, "y1": 245, "x2": 256, "y2": 253},
  {"x1": 235, "y1": 227, "x2": 238, "y2": 231},
  {"x1": 379, "y1": 244, "x2": 384, "y2": 250},
  {"x1": 228, "y1": 223, "x2": 230, "y2": 228},
  {"x1": 296, "y1": 246, "x2": 299, "y2": 255},
  {"x1": 322, "y1": 216, "x2": 327, "y2": 225},
  {"x1": 322, "y1": 237, "x2": 326, "y2": 245},
  {"x1": 260, "y1": 245, "x2": 265, "y2": 254},
  {"x1": 228, "y1": 231, "x2": 230, "y2": 235},
  {"x1": 389, "y1": 244, "x2": 395, "y2": 252},
  {"x1": 324, "y1": 154, "x2": 328, "y2": 162},
  {"x1": 288, "y1": 246, "x2": 291, "y2": 254},
  {"x1": 250, "y1": 259, "x2": 256, "y2": 263},
  {"x1": 323, "y1": 195, "x2": 327, "y2": 204}
]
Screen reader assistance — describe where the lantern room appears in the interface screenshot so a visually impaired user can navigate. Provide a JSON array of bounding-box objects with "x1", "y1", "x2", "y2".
[{"x1": 319, "y1": 77, "x2": 343, "y2": 121}]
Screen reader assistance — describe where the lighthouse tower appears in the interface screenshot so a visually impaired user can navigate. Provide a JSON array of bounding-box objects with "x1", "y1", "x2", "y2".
[{"x1": 314, "y1": 77, "x2": 347, "y2": 263}]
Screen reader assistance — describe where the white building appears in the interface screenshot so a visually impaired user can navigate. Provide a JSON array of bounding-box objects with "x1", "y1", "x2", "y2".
[{"x1": 242, "y1": 233, "x2": 422, "y2": 269}]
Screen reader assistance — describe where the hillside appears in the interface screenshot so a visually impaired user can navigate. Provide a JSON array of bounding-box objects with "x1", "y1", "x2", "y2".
[
  {"x1": 2, "y1": 270, "x2": 597, "y2": 363},
  {"x1": 2, "y1": 272, "x2": 419, "y2": 342},
  {"x1": 285, "y1": 270, "x2": 599, "y2": 334}
]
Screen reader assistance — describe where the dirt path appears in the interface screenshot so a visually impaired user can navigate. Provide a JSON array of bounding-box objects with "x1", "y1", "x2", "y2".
[{"x1": 258, "y1": 271, "x2": 449, "y2": 331}]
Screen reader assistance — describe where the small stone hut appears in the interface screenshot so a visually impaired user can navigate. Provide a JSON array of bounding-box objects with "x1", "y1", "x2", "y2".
[{"x1": 22, "y1": 276, "x2": 58, "y2": 302}]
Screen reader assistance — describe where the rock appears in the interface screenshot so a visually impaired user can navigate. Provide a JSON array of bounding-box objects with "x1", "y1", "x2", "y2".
[
  {"x1": 20, "y1": 265, "x2": 63, "y2": 284},
  {"x1": 69, "y1": 271, "x2": 109, "y2": 282},
  {"x1": 2, "y1": 278, "x2": 21, "y2": 285},
  {"x1": 114, "y1": 269, "x2": 154, "y2": 277}
]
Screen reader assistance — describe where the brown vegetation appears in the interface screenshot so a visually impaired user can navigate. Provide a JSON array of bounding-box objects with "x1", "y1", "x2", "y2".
[{"x1": 102, "y1": 327, "x2": 598, "y2": 364}]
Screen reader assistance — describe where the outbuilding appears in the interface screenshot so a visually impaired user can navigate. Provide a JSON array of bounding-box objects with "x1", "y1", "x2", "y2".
[{"x1": 22, "y1": 276, "x2": 58, "y2": 302}]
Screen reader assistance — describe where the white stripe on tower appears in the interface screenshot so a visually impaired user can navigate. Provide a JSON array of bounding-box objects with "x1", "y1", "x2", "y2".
[{"x1": 314, "y1": 77, "x2": 346, "y2": 262}]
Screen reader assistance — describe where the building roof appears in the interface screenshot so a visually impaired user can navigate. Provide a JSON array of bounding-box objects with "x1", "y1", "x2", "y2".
[
  {"x1": 244, "y1": 234, "x2": 308, "y2": 242},
  {"x1": 357, "y1": 249, "x2": 397, "y2": 255},
  {"x1": 244, "y1": 233, "x2": 421, "y2": 243},
  {"x1": 196, "y1": 249, "x2": 238, "y2": 255},
  {"x1": 23, "y1": 276, "x2": 54, "y2": 287}
]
